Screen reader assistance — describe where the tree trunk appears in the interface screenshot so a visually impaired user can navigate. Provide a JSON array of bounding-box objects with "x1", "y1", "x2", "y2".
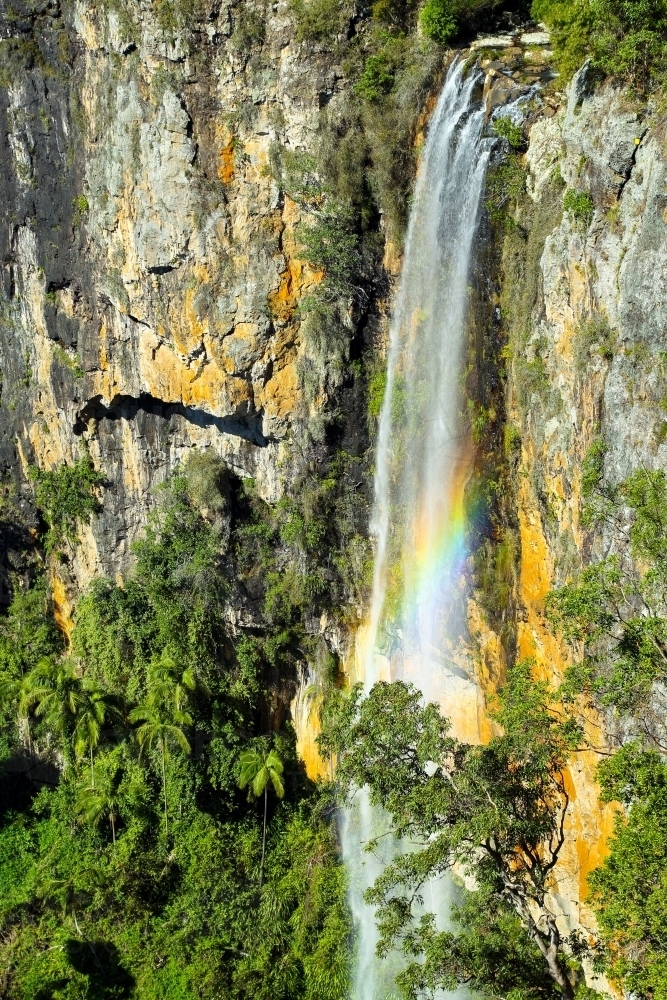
[
  {"x1": 161, "y1": 741, "x2": 168, "y2": 837},
  {"x1": 90, "y1": 743, "x2": 95, "y2": 788},
  {"x1": 530, "y1": 914, "x2": 574, "y2": 1000},
  {"x1": 259, "y1": 785, "x2": 267, "y2": 889},
  {"x1": 110, "y1": 812, "x2": 116, "y2": 845}
]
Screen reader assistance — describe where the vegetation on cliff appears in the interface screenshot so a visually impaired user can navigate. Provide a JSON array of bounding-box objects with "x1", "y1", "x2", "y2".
[
  {"x1": 0, "y1": 454, "x2": 352, "y2": 999},
  {"x1": 548, "y1": 462, "x2": 667, "y2": 999}
]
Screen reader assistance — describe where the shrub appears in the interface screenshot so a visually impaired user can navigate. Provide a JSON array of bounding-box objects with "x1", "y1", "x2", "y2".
[
  {"x1": 588, "y1": 743, "x2": 667, "y2": 1000},
  {"x1": 231, "y1": 6, "x2": 266, "y2": 52},
  {"x1": 485, "y1": 154, "x2": 527, "y2": 225},
  {"x1": 372, "y1": 0, "x2": 420, "y2": 30},
  {"x1": 572, "y1": 314, "x2": 616, "y2": 372},
  {"x1": 29, "y1": 454, "x2": 105, "y2": 555},
  {"x1": 290, "y1": 0, "x2": 353, "y2": 41},
  {"x1": 563, "y1": 188, "x2": 594, "y2": 227},
  {"x1": 533, "y1": 0, "x2": 667, "y2": 86},
  {"x1": 419, "y1": 0, "x2": 458, "y2": 44},
  {"x1": 355, "y1": 52, "x2": 397, "y2": 102},
  {"x1": 367, "y1": 368, "x2": 387, "y2": 423},
  {"x1": 492, "y1": 116, "x2": 526, "y2": 150},
  {"x1": 298, "y1": 206, "x2": 363, "y2": 295},
  {"x1": 153, "y1": 0, "x2": 207, "y2": 32}
]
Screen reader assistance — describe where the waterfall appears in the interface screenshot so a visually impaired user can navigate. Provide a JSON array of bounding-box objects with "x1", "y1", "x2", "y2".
[{"x1": 343, "y1": 59, "x2": 494, "y2": 999}]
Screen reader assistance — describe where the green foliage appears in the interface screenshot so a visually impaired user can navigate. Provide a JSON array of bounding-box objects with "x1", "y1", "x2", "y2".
[
  {"x1": 367, "y1": 366, "x2": 387, "y2": 423},
  {"x1": 396, "y1": 884, "x2": 563, "y2": 1000},
  {"x1": 322, "y1": 663, "x2": 582, "y2": 999},
  {"x1": 372, "y1": 0, "x2": 419, "y2": 29},
  {"x1": 572, "y1": 314, "x2": 616, "y2": 372},
  {"x1": 587, "y1": 744, "x2": 667, "y2": 999},
  {"x1": 298, "y1": 206, "x2": 363, "y2": 295},
  {"x1": 239, "y1": 746, "x2": 286, "y2": 887},
  {"x1": 548, "y1": 466, "x2": 667, "y2": 733},
  {"x1": 29, "y1": 454, "x2": 105, "y2": 555},
  {"x1": 239, "y1": 747, "x2": 285, "y2": 801},
  {"x1": 486, "y1": 153, "x2": 527, "y2": 226},
  {"x1": 497, "y1": 162, "x2": 564, "y2": 421},
  {"x1": 0, "y1": 457, "x2": 351, "y2": 998},
  {"x1": 231, "y1": 4, "x2": 267, "y2": 53},
  {"x1": 72, "y1": 194, "x2": 89, "y2": 225},
  {"x1": 533, "y1": 0, "x2": 667, "y2": 86},
  {"x1": 0, "y1": 773, "x2": 350, "y2": 999},
  {"x1": 152, "y1": 0, "x2": 207, "y2": 32},
  {"x1": 493, "y1": 115, "x2": 526, "y2": 150},
  {"x1": 355, "y1": 52, "x2": 397, "y2": 101},
  {"x1": 0, "y1": 580, "x2": 63, "y2": 687},
  {"x1": 563, "y1": 188, "x2": 594, "y2": 227},
  {"x1": 73, "y1": 454, "x2": 232, "y2": 701},
  {"x1": 473, "y1": 529, "x2": 518, "y2": 619},
  {"x1": 290, "y1": 0, "x2": 353, "y2": 41},
  {"x1": 504, "y1": 423, "x2": 522, "y2": 456},
  {"x1": 53, "y1": 344, "x2": 85, "y2": 378},
  {"x1": 419, "y1": 0, "x2": 458, "y2": 44}
]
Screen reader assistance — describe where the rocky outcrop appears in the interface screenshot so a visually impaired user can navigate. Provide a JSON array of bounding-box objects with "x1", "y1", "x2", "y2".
[{"x1": 0, "y1": 0, "x2": 350, "y2": 594}]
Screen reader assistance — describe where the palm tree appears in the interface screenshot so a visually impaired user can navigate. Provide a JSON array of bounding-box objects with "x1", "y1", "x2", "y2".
[
  {"x1": 129, "y1": 698, "x2": 191, "y2": 836},
  {"x1": 238, "y1": 747, "x2": 285, "y2": 888},
  {"x1": 21, "y1": 657, "x2": 84, "y2": 765},
  {"x1": 0, "y1": 669, "x2": 30, "y2": 753},
  {"x1": 77, "y1": 765, "x2": 123, "y2": 844},
  {"x1": 147, "y1": 654, "x2": 196, "y2": 712},
  {"x1": 73, "y1": 679, "x2": 117, "y2": 787}
]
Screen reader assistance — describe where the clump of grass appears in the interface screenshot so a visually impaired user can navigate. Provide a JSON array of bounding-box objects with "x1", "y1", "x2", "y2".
[
  {"x1": 563, "y1": 188, "x2": 594, "y2": 227},
  {"x1": 53, "y1": 345, "x2": 85, "y2": 379},
  {"x1": 572, "y1": 314, "x2": 616, "y2": 372},
  {"x1": 290, "y1": 0, "x2": 353, "y2": 41}
]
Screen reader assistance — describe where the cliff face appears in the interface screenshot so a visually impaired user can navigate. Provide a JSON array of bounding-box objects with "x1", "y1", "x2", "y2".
[
  {"x1": 495, "y1": 62, "x2": 667, "y2": 967},
  {"x1": 0, "y1": 0, "x2": 350, "y2": 599}
]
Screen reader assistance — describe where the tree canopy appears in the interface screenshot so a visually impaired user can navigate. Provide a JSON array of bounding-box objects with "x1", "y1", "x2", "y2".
[{"x1": 322, "y1": 664, "x2": 583, "y2": 999}]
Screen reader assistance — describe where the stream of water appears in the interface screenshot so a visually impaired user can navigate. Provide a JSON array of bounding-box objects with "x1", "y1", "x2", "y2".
[{"x1": 342, "y1": 58, "x2": 495, "y2": 1000}]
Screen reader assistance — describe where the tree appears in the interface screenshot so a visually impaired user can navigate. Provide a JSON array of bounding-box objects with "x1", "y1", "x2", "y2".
[
  {"x1": 321, "y1": 665, "x2": 582, "y2": 1000},
  {"x1": 396, "y1": 884, "x2": 565, "y2": 1000},
  {"x1": 0, "y1": 579, "x2": 64, "y2": 681},
  {"x1": 29, "y1": 454, "x2": 105, "y2": 555},
  {"x1": 586, "y1": 742, "x2": 667, "y2": 999},
  {"x1": 129, "y1": 696, "x2": 191, "y2": 837},
  {"x1": 548, "y1": 464, "x2": 667, "y2": 748},
  {"x1": 76, "y1": 755, "x2": 145, "y2": 844},
  {"x1": 73, "y1": 678, "x2": 117, "y2": 787},
  {"x1": 238, "y1": 746, "x2": 285, "y2": 888},
  {"x1": 77, "y1": 765, "x2": 123, "y2": 844},
  {"x1": 548, "y1": 461, "x2": 667, "y2": 997},
  {"x1": 21, "y1": 657, "x2": 85, "y2": 765},
  {"x1": 147, "y1": 653, "x2": 197, "y2": 714}
]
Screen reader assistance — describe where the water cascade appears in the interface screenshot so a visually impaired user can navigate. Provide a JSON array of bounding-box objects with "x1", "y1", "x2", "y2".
[{"x1": 342, "y1": 59, "x2": 495, "y2": 999}]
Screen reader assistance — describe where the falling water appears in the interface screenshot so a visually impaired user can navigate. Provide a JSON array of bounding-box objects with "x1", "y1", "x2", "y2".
[{"x1": 342, "y1": 59, "x2": 495, "y2": 999}]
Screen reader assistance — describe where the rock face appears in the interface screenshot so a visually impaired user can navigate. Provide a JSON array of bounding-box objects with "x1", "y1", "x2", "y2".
[
  {"x1": 492, "y1": 62, "x2": 667, "y2": 979},
  {"x1": 0, "y1": 0, "x2": 344, "y2": 593}
]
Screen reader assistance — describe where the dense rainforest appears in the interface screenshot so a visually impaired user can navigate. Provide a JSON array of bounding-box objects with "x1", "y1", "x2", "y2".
[{"x1": 2, "y1": 0, "x2": 667, "y2": 998}]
